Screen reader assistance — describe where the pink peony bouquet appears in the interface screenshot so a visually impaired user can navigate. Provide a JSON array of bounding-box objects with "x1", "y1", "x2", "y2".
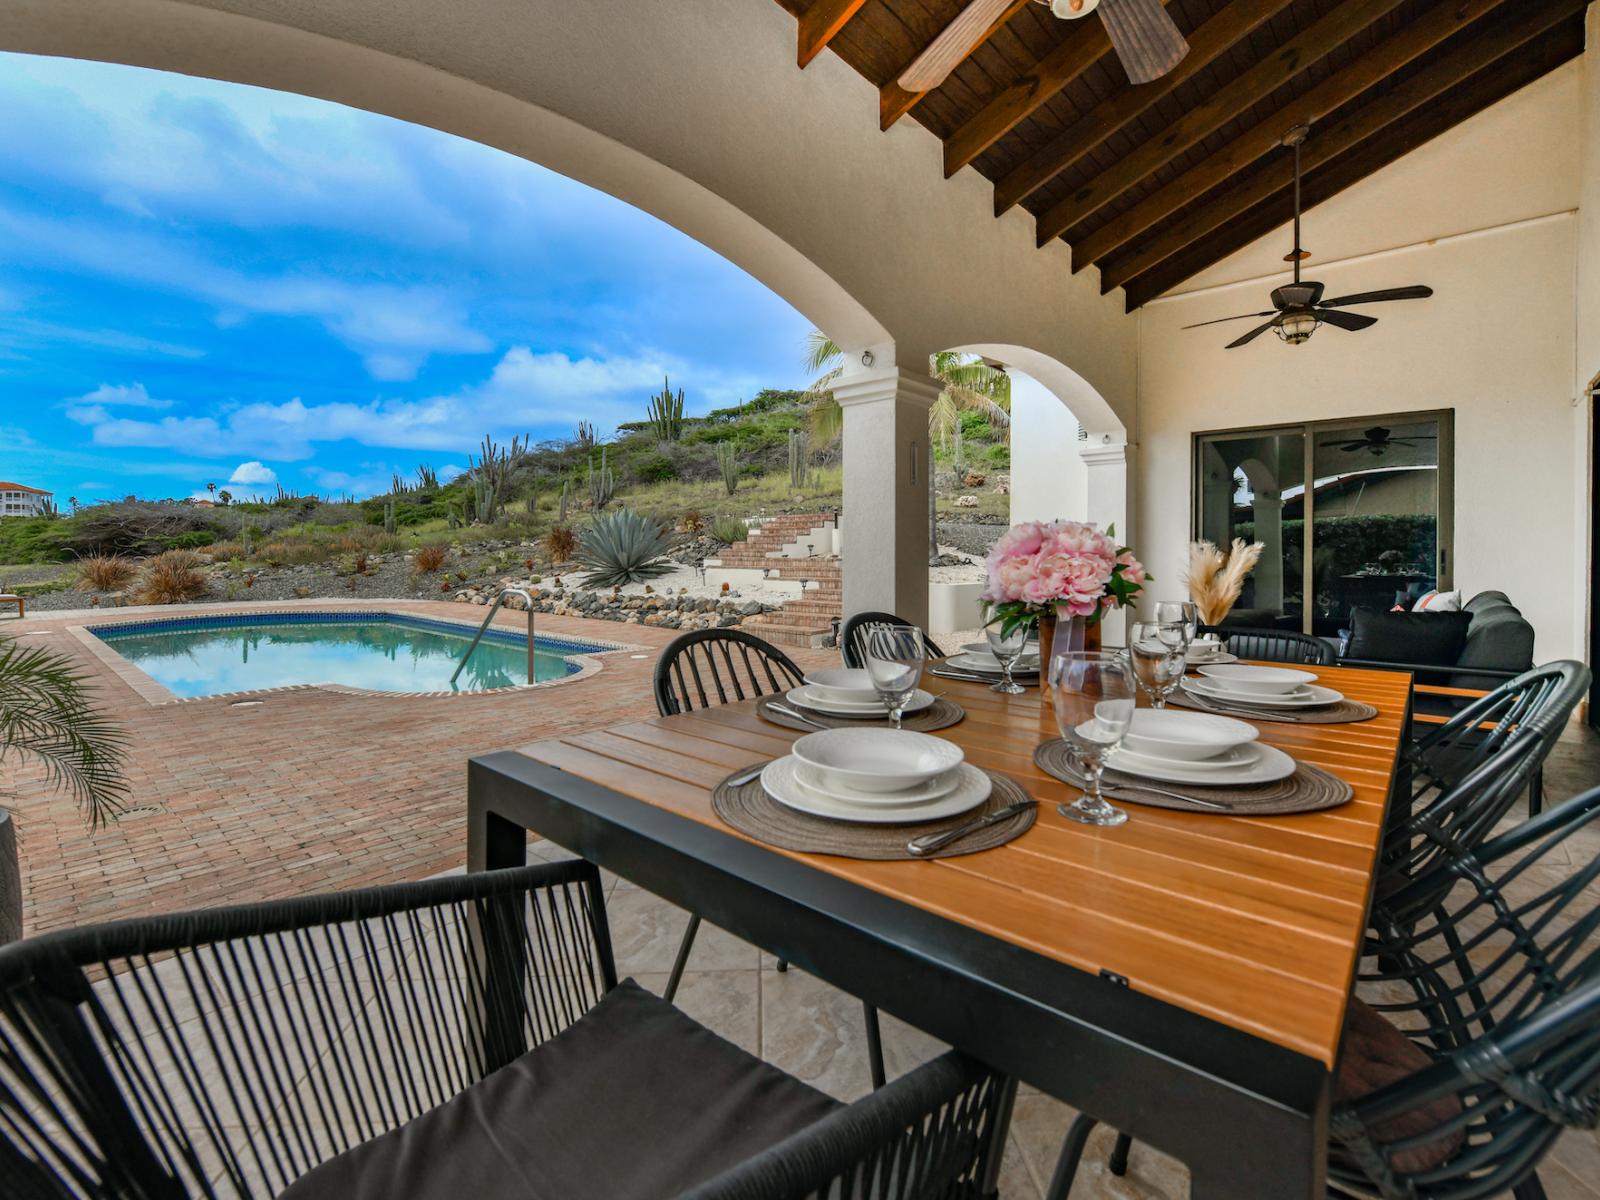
[{"x1": 982, "y1": 519, "x2": 1148, "y2": 636}]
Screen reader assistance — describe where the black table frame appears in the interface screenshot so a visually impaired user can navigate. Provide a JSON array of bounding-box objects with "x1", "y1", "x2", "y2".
[{"x1": 469, "y1": 750, "x2": 1333, "y2": 1199}]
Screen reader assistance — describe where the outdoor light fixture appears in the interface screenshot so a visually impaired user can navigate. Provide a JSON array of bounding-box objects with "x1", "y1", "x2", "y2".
[
  {"x1": 1050, "y1": 0, "x2": 1099, "y2": 16},
  {"x1": 1273, "y1": 311, "x2": 1321, "y2": 345}
]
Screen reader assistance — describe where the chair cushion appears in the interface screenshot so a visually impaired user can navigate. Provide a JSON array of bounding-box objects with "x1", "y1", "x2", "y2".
[
  {"x1": 278, "y1": 979, "x2": 840, "y2": 1200},
  {"x1": 1335, "y1": 999, "x2": 1464, "y2": 1174},
  {"x1": 1346, "y1": 609, "x2": 1471, "y2": 667}
]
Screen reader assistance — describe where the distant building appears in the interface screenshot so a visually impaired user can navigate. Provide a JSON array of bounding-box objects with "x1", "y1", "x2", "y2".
[{"x1": 0, "y1": 482, "x2": 52, "y2": 518}]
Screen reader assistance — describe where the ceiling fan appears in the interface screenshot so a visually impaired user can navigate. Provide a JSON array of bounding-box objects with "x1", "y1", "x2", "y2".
[
  {"x1": 1334, "y1": 427, "x2": 1438, "y2": 458},
  {"x1": 899, "y1": 0, "x2": 1188, "y2": 93},
  {"x1": 1184, "y1": 126, "x2": 1433, "y2": 349}
]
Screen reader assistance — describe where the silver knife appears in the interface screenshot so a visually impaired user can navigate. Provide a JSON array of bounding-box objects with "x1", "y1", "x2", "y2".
[
  {"x1": 727, "y1": 760, "x2": 771, "y2": 787},
  {"x1": 907, "y1": 800, "x2": 1035, "y2": 856}
]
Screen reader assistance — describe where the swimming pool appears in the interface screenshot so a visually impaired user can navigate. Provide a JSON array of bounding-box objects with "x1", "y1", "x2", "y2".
[{"x1": 90, "y1": 612, "x2": 614, "y2": 698}]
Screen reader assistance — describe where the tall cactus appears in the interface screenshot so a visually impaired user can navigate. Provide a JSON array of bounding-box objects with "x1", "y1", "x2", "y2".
[
  {"x1": 382, "y1": 499, "x2": 397, "y2": 535},
  {"x1": 472, "y1": 473, "x2": 497, "y2": 524},
  {"x1": 645, "y1": 377, "x2": 685, "y2": 442},
  {"x1": 588, "y1": 448, "x2": 615, "y2": 509},
  {"x1": 788, "y1": 429, "x2": 810, "y2": 490},
  {"x1": 715, "y1": 441, "x2": 739, "y2": 496},
  {"x1": 575, "y1": 420, "x2": 596, "y2": 450},
  {"x1": 559, "y1": 478, "x2": 570, "y2": 523},
  {"x1": 953, "y1": 428, "x2": 966, "y2": 481}
]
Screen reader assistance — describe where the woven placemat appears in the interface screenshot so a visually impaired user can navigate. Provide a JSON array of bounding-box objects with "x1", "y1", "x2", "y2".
[
  {"x1": 757, "y1": 694, "x2": 966, "y2": 733},
  {"x1": 1034, "y1": 738, "x2": 1352, "y2": 815},
  {"x1": 712, "y1": 766, "x2": 1035, "y2": 860},
  {"x1": 1167, "y1": 685, "x2": 1378, "y2": 725}
]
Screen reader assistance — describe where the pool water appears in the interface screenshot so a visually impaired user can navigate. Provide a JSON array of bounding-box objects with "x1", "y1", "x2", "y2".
[{"x1": 92, "y1": 613, "x2": 609, "y2": 698}]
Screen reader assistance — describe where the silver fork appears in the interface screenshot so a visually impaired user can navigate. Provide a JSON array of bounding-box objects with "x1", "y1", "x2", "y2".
[
  {"x1": 764, "y1": 702, "x2": 829, "y2": 730},
  {"x1": 1182, "y1": 689, "x2": 1307, "y2": 723},
  {"x1": 1054, "y1": 763, "x2": 1229, "y2": 810}
]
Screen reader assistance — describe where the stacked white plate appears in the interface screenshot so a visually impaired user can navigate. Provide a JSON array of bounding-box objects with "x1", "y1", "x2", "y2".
[
  {"x1": 955, "y1": 644, "x2": 1041, "y2": 676},
  {"x1": 790, "y1": 668, "x2": 936, "y2": 717},
  {"x1": 1099, "y1": 710, "x2": 1297, "y2": 785},
  {"x1": 1184, "y1": 663, "x2": 1345, "y2": 710},
  {"x1": 1184, "y1": 637, "x2": 1238, "y2": 666},
  {"x1": 761, "y1": 728, "x2": 991, "y2": 823}
]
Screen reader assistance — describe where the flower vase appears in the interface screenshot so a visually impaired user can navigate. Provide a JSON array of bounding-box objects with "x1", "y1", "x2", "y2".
[{"x1": 1037, "y1": 607, "x2": 1088, "y2": 703}]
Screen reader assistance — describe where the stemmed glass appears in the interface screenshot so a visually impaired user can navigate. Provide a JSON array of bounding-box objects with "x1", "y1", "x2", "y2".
[
  {"x1": 1049, "y1": 650, "x2": 1137, "y2": 827},
  {"x1": 1152, "y1": 601, "x2": 1199, "y2": 646},
  {"x1": 1128, "y1": 620, "x2": 1189, "y2": 709},
  {"x1": 984, "y1": 607, "x2": 1034, "y2": 695},
  {"x1": 864, "y1": 625, "x2": 926, "y2": 730}
]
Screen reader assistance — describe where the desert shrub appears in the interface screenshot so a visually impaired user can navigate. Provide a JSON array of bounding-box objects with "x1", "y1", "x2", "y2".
[
  {"x1": 0, "y1": 517, "x2": 72, "y2": 564},
  {"x1": 413, "y1": 542, "x2": 450, "y2": 573},
  {"x1": 158, "y1": 530, "x2": 216, "y2": 550},
  {"x1": 680, "y1": 510, "x2": 705, "y2": 533},
  {"x1": 633, "y1": 453, "x2": 676, "y2": 483},
  {"x1": 133, "y1": 550, "x2": 209, "y2": 605},
  {"x1": 76, "y1": 554, "x2": 138, "y2": 592},
  {"x1": 574, "y1": 509, "x2": 673, "y2": 587},
  {"x1": 206, "y1": 541, "x2": 243, "y2": 561},
  {"x1": 710, "y1": 516, "x2": 748, "y2": 544},
  {"x1": 65, "y1": 501, "x2": 222, "y2": 556},
  {"x1": 543, "y1": 525, "x2": 578, "y2": 563}
]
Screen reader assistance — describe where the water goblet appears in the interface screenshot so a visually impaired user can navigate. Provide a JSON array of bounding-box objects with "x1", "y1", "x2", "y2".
[
  {"x1": 1128, "y1": 620, "x2": 1188, "y2": 709},
  {"x1": 1048, "y1": 650, "x2": 1137, "y2": 827},
  {"x1": 983, "y1": 609, "x2": 1033, "y2": 695},
  {"x1": 1152, "y1": 600, "x2": 1199, "y2": 646},
  {"x1": 864, "y1": 625, "x2": 926, "y2": 730}
]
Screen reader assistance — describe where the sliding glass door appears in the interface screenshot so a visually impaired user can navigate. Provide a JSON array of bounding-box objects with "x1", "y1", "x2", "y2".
[{"x1": 1194, "y1": 411, "x2": 1453, "y2": 636}]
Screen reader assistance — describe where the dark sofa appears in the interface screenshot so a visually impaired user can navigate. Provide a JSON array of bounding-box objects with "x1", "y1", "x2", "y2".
[{"x1": 1339, "y1": 589, "x2": 1536, "y2": 691}]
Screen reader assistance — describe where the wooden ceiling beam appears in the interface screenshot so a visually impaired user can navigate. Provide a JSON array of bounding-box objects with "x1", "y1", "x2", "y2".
[
  {"x1": 1076, "y1": 0, "x2": 1518, "y2": 277},
  {"x1": 798, "y1": 0, "x2": 871, "y2": 68},
  {"x1": 1098, "y1": 0, "x2": 1585, "y2": 293},
  {"x1": 993, "y1": 0, "x2": 1297, "y2": 216},
  {"x1": 1119, "y1": 22, "x2": 1586, "y2": 310},
  {"x1": 880, "y1": 0, "x2": 1034, "y2": 130},
  {"x1": 1033, "y1": 0, "x2": 1407, "y2": 250},
  {"x1": 942, "y1": 1, "x2": 1176, "y2": 177}
]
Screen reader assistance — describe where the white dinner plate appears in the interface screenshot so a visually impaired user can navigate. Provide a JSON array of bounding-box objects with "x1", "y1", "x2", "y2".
[
  {"x1": 1184, "y1": 651, "x2": 1239, "y2": 666},
  {"x1": 786, "y1": 685, "x2": 936, "y2": 716},
  {"x1": 1184, "y1": 678, "x2": 1345, "y2": 709},
  {"x1": 1108, "y1": 743, "x2": 1259, "y2": 775},
  {"x1": 962, "y1": 641, "x2": 1040, "y2": 656},
  {"x1": 1106, "y1": 741, "x2": 1297, "y2": 786},
  {"x1": 792, "y1": 761, "x2": 960, "y2": 806},
  {"x1": 761, "y1": 757, "x2": 990, "y2": 824},
  {"x1": 949, "y1": 653, "x2": 1040, "y2": 676}
]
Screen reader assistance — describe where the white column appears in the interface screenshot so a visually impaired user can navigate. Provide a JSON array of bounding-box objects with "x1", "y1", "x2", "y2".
[
  {"x1": 1081, "y1": 434, "x2": 1133, "y2": 642},
  {"x1": 835, "y1": 365, "x2": 940, "y2": 629}
]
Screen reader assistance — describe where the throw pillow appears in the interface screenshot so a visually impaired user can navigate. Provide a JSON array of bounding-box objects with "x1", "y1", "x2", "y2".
[
  {"x1": 1347, "y1": 609, "x2": 1471, "y2": 666},
  {"x1": 1412, "y1": 589, "x2": 1462, "y2": 613}
]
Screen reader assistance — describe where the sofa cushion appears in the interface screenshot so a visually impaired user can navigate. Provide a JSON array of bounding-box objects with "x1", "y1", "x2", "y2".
[
  {"x1": 1346, "y1": 609, "x2": 1472, "y2": 667},
  {"x1": 1457, "y1": 604, "x2": 1535, "y2": 677},
  {"x1": 1411, "y1": 589, "x2": 1461, "y2": 613},
  {"x1": 1335, "y1": 999, "x2": 1464, "y2": 1175},
  {"x1": 278, "y1": 979, "x2": 840, "y2": 1200}
]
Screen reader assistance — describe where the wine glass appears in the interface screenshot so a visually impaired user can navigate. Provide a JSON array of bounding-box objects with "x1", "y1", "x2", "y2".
[
  {"x1": 1152, "y1": 600, "x2": 1199, "y2": 646},
  {"x1": 864, "y1": 625, "x2": 925, "y2": 730},
  {"x1": 1128, "y1": 620, "x2": 1189, "y2": 709},
  {"x1": 984, "y1": 607, "x2": 1033, "y2": 695},
  {"x1": 1049, "y1": 650, "x2": 1137, "y2": 827}
]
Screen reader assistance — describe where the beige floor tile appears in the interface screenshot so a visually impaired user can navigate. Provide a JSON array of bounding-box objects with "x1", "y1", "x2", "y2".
[
  {"x1": 633, "y1": 968, "x2": 761, "y2": 1055},
  {"x1": 760, "y1": 966, "x2": 876, "y2": 1103},
  {"x1": 605, "y1": 886, "x2": 760, "y2": 975}
]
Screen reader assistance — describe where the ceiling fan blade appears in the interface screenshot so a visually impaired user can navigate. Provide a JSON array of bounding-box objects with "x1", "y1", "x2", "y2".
[
  {"x1": 1099, "y1": 0, "x2": 1189, "y2": 85},
  {"x1": 1336, "y1": 442, "x2": 1371, "y2": 451},
  {"x1": 1225, "y1": 319, "x2": 1278, "y2": 350},
  {"x1": 897, "y1": 0, "x2": 1015, "y2": 91},
  {"x1": 1318, "y1": 309, "x2": 1379, "y2": 333},
  {"x1": 1181, "y1": 310, "x2": 1278, "y2": 329},
  {"x1": 1319, "y1": 285, "x2": 1433, "y2": 308}
]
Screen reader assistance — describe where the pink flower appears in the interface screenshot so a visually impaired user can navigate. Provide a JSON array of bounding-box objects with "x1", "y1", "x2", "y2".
[
  {"x1": 983, "y1": 519, "x2": 1142, "y2": 613},
  {"x1": 1116, "y1": 550, "x2": 1147, "y2": 585}
]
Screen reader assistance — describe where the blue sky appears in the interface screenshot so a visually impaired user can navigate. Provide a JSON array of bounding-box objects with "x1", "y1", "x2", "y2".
[{"x1": 0, "y1": 54, "x2": 813, "y2": 503}]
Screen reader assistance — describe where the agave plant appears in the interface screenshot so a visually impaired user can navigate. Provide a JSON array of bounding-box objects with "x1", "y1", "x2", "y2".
[{"x1": 574, "y1": 509, "x2": 674, "y2": 588}]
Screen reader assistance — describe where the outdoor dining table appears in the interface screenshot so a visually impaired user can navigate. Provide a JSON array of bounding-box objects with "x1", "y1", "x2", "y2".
[{"x1": 466, "y1": 660, "x2": 1413, "y2": 1199}]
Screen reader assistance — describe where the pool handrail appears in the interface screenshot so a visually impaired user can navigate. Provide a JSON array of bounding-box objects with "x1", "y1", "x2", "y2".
[{"x1": 450, "y1": 587, "x2": 537, "y2": 686}]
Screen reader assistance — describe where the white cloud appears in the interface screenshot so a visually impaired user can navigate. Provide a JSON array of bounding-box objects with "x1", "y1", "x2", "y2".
[
  {"x1": 73, "y1": 382, "x2": 174, "y2": 410},
  {"x1": 439, "y1": 464, "x2": 465, "y2": 482},
  {"x1": 228, "y1": 460, "x2": 277, "y2": 485}
]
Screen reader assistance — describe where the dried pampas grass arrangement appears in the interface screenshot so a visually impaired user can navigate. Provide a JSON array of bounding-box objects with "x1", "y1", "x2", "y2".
[{"x1": 1184, "y1": 538, "x2": 1265, "y2": 626}]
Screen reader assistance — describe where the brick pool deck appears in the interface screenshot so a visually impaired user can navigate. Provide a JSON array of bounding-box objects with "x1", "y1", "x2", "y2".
[{"x1": 6, "y1": 599, "x2": 836, "y2": 938}]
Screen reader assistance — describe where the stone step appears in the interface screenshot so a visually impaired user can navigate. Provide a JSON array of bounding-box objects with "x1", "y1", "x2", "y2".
[{"x1": 741, "y1": 619, "x2": 832, "y2": 648}]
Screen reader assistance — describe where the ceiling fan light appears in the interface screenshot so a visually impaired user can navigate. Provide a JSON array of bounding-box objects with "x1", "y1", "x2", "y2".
[
  {"x1": 1273, "y1": 311, "x2": 1320, "y2": 345},
  {"x1": 1050, "y1": 0, "x2": 1099, "y2": 18}
]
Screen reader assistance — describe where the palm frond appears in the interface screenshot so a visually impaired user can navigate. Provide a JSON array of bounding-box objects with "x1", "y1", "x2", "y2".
[
  {"x1": 0, "y1": 635, "x2": 129, "y2": 828},
  {"x1": 803, "y1": 331, "x2": 843, "y2": 381},
  {"x1": 807, "y1": 395, "x2": 844, "y2": 443}
]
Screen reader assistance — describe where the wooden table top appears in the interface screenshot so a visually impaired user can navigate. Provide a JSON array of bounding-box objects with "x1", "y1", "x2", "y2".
[{"x1": 516, "y1": 661, "x2": 1410, "y2": 1068}]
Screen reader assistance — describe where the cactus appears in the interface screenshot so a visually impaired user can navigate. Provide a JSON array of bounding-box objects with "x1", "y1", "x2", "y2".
[
  {"x1": 715, "y1": 442, "x2": 739, "y2": 496},
  {"x1": 588, "y1": 448, "x2": 615, "y2": 509},
  {"x1": 575, "y1": 420, "x2": 596, "y2": 450},
  {"x1": 953, "y1": 428, "x2": 966, "y2": 481},
  {"x1": 242, "y1": 528, "x2": 254, "y2": 559},
  {"x1": 559, "y1": 478, "x2": 570, "y2": 523},
  {"x1": 382, "y1": 500, "x2": 397, "y2": 535},
  {"x1": 788, "y1": 429, "x2": 811, "y2": 490},
  {"x1": 645, "y1": 377, "x2": 685, "y2": 442},
  {"x1": 446, "y1": 499, "x2": 461, "y2": 530},
  {"x1": 472, "y1": 472, "x2": 497, "y2": 524}
]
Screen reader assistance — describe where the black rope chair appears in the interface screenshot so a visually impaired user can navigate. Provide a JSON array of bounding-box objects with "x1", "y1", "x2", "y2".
[
  {"x1": 652, "y1": 629, "x2": 889, "y2": 1088},
  {"x1": 839, "y1": 612, "x2": 946, "y2": 670},
  {"x1": 1047, "y1": 787, "x2": 1600, "y2": 1200},
  {"x1": 0, "y1": 861, "x2": 1010, "y2": 1199},
  {"x1": 654, "y1": 627, "x2": 805, "y2": 716},
  {"x1": 1397, "y1": 661, "x2": 1588, "y2": 822},
  {"x1": 1201, "y1": 623, "x2": 1336, "y2": 666}
]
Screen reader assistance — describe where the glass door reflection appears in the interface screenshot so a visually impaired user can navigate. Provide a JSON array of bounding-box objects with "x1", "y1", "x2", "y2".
[{"x1": 1195, "y1": 428, "x2": 1305, "y2": 630}]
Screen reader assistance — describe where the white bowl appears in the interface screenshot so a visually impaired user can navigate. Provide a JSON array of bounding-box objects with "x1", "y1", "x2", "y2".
[
  {"x1": 790, "y1": 728, "x2": 965, "y2": 795},
  {"x1": 1120, "y1": 709, "x2": 1258, "y2": 762},
  {"x1": 1196, "y1": 663, "x2": 1318, "y2": 696},
  {"x1": 801, "y1": 668, "x2": 879, "y2": 703}
]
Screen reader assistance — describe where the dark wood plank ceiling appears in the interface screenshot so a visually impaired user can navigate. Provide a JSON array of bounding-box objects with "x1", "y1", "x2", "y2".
[{"x1": 771, "y1": 0, "x2": 1589, "y2": 309}]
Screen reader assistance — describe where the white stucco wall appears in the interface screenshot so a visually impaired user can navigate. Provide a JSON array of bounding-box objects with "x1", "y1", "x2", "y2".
[
  {"x1": 1136, "y1": 64, "x2": 1586, "y2": 660},
  {"x1": 1576, "y1": 8, "x2": 1600, "y2": 679},
  {"x1": 1008, "y1": 371, "x2": 1089, "y2": 524}
]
